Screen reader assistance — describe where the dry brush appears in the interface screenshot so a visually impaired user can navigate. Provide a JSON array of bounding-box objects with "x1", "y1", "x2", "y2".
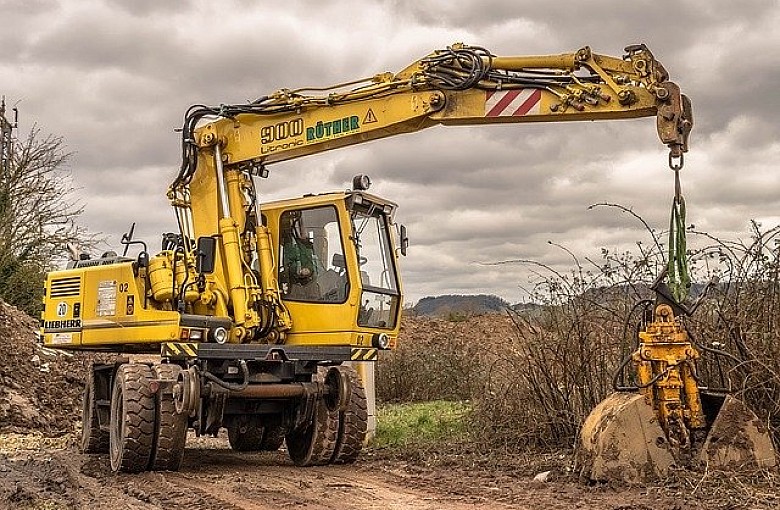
[{"x1": 378, "y1": 221, "x2": 780, "y2": 452}]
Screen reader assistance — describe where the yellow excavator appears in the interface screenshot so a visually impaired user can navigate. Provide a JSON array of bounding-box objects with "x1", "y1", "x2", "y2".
[{"x1": 40, "y1": 42, "x2": 772, "y2": 477}]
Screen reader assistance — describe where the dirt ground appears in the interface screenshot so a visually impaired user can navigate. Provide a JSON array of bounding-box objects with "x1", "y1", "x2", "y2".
[
  {"x1": 0, "y1": 300, "x2": 112, "y2": 436},
  {"x1": 0, "y1": 432, "x2": 732, "y2": 510},
  {"x1": 2, "y1": 300, "x2": 779, "y2": 509},
  {"x1": 3, "y1": 431, "x2": 779, "y2": 510}
]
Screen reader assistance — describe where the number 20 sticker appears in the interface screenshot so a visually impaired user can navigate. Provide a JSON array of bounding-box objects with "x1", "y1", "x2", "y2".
[{"x1": 56, "y1": 302, "x2": 68, "y2": 317}]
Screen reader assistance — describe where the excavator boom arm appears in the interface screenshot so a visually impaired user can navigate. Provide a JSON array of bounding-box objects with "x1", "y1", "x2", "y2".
[{"x1": 172, "y1": 43, "x2": 691, "y2": 192}]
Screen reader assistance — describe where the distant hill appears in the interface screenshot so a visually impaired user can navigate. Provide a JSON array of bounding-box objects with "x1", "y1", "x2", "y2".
[
  {"x1": 412, "y1": 294, "x2": 510, "y2": 317},
  {"x1": 411, "y1": 282, "x2": 710, "y2": 319}
]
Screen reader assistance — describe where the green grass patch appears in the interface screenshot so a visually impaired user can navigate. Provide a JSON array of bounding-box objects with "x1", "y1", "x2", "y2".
[{"x1": 374, "y1": 400, "x2": 470, "y2": 448}]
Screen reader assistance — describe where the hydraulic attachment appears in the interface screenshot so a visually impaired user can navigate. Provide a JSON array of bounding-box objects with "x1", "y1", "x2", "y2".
[
  {"x1": 634, "y1": 303, "x2": 705, "y2": 454},
  {"x1": 579, "y1": 272, "x2": 777, "y2": 482}
]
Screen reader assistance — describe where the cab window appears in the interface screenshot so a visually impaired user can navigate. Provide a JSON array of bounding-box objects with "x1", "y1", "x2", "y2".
[
  {"x1": 278, "y1": 206, "x2": 349, "y2": 303},
  {"x1": 351, "y1": 207, "x2": 399, "y2": 329}
]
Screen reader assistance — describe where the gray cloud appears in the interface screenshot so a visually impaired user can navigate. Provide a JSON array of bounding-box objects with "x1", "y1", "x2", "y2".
[{"x1": 1, "y1": 0, "x2": 778, "y2": 304}]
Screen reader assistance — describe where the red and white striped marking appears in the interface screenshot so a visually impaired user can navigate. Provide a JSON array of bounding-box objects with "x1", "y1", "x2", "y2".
[{"x1": 485, "y1": 89, "x2": 542, "y2": 117}]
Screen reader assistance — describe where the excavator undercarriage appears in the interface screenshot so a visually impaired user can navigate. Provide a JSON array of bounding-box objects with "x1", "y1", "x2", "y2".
[{"x1": 84, "y1": 354, "x2": 368, "y2": 472}]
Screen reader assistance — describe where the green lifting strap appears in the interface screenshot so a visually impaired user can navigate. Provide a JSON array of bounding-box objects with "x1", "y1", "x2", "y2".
[{"x1": 667, "y1": 170, "x2": 691, "y2": 303}]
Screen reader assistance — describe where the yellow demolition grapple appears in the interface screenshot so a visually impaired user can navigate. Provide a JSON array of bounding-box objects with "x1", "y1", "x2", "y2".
[{"x1": 578, "y1": 282, "x2": 777, "y2": 482}]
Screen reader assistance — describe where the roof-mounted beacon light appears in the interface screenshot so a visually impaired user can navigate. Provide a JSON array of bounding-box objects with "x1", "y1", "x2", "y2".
[{"x1": 352, "y1": 174, "x2": 371, "y2": 191}]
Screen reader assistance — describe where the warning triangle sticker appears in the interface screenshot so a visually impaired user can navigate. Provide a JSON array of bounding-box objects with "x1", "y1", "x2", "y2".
[{"x1": 363, "y1": 108, "x2": 377, "y2": 124}]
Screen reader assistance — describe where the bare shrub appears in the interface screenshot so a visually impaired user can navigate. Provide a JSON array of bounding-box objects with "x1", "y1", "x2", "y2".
[
  {"x1": 471, "y1": 246, "x2": 659, "y2": 450},
  {"x1": 685, "y1": 222, "x2": 780, "y2": 441},
  {"x1": 379, "y1": 213, "x2": 780, "y2": 451},
  {"x1": 474, "y1": 221, "x2": 780, "y2": 450}
]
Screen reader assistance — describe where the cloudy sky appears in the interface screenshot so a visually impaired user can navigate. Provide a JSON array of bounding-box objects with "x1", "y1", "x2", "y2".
[{"x1": 2, "y1": 0, "x2": 779, "y2": 305}]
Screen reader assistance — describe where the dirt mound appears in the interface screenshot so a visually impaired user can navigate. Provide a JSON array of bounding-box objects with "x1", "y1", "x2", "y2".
[
  {"x1": 377, "y1": 314, "x2": 517, "y2": 402},
  {"x1": 0, "y1": 299, "x2": 94, "y2": 435},
  {"x1": 399, "y1": 313, "x2": 517, "y2": 343}
]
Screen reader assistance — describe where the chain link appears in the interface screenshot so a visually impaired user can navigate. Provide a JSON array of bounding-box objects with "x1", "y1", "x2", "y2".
[{"x1": 669, "y1": 151, "x2": 684, "y2": 171}]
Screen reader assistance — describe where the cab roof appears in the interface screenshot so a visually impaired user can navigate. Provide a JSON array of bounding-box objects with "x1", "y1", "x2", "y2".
[{"x1": 260, "y1": 190, "x2": 398, "y2": 217}]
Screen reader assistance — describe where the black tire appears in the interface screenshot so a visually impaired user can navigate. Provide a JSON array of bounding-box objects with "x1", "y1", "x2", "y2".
[
  {"x1": 286, "y1": 371, "x2": 339, "y2": 466},
  {"x1": 330, "y1": 366, "x2": 368, "y2": 464},
  {"x1": 227, "y1": 418, "x2": 265, "y2": 452},
  {"x1": 150, "y1": 364, "x2": 188, "y2": 471},
  {"x1": 81, "y1": 367, "x2": 109, "y2": 454},
  {"x1": 109, "y1": 363, "x2": 156, "y2": 473},
  {"x1": 260, "y1": 425, "x2": 286, "y2": 451}
]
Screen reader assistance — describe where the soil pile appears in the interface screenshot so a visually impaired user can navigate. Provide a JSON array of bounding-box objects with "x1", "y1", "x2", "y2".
[
  {"x1": 399, "y1": 313, "x2": 517, "y2": 345},
  {"x1": 0, "y1": 299, "x2": 90, "y2": 434},
  {"x1": 377, "y1": 313, "x2": 517, "y2": 402}
]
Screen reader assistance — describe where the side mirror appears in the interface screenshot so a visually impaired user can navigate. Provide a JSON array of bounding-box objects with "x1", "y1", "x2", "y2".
[
  {"x1": 196, "y1": 236, "x2": 217, "y2": 274},
  {"x1": 399, "y1": 224, "x2": 409, "y2": 256}
]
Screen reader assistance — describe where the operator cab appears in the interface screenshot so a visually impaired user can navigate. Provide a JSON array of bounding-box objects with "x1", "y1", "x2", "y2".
[{"x1": 261, "y1": 181, "x2": 404, "y2": 347}]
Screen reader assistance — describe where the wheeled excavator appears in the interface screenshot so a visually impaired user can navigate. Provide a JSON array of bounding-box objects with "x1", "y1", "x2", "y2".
[{"x1": 40, "y1": 43, "x2": 774, "y2": 479}]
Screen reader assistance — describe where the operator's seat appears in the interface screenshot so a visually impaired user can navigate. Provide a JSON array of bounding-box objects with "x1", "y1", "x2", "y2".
[{"x1": 317, "y1": 269, "x2": 348, "y2": 302}]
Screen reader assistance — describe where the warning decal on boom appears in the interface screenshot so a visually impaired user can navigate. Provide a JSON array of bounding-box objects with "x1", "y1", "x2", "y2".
[{"x1": 363, "y1": 109, "x2": 377, "y2": 124}]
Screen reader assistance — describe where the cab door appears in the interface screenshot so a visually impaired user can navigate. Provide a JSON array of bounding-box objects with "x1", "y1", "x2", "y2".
[{"x1": 275, "y1": 204, "x2": 358, "y2": 345}]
